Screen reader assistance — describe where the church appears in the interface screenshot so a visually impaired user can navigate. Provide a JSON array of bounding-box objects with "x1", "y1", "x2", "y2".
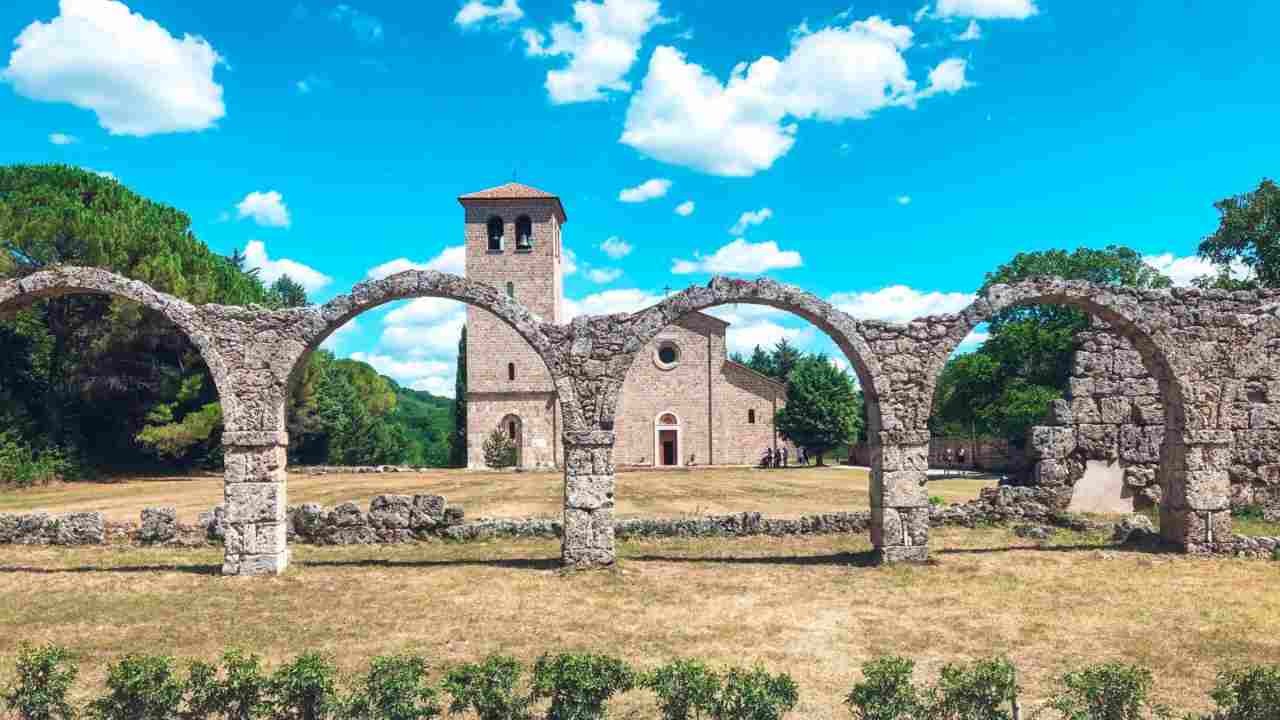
[{"x1": 460, "y1": 182, "x2": 791, "y2": 469}]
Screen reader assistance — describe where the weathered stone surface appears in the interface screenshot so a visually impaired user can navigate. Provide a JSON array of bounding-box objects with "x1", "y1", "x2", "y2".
[
  {"x1": 1112, "y1": 514, "x2": 1156, "y2": 543},
  {"x1": 139, "y1": 507, "x2": 177, "y2": 544},
  {"x1": 55, "y1": 512, "x2": 105, "y2": 545},
  {"x1": 368, "y1": 495, "x2": 412, "y2": 529},
  {"x1": 411, "y1": 495, "x2": 446, "y2": 528}
]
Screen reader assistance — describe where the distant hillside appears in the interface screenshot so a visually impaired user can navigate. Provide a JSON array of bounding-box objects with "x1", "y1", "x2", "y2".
[{"x1": 386, "y1": 379, "x2": 456, "y2": 467}]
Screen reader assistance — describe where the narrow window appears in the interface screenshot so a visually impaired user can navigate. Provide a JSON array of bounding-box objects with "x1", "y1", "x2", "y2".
[
  {"x1": 515, "y1": 215, "x2": 533, "y2": 250},
  {"x1": 508, "y1": 362, "x2": 516, "y2": 381},
  {"x1": 748, "y1": 409, "x2": 756, "y2": 424},
  {"x1": 506, "y1": 281, "x2": 514, "y2": 298},
  {"x1": 487, "y1": 216, "x2": 504, "y2": 251},
  {"x1": 508, "y1": 420, "x2": 517, "y2": 439}
]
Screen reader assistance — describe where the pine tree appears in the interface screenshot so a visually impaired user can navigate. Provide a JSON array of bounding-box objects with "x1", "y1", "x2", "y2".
[{"x1": 451, "y1": 325, "x2": 468, "y2": 467}]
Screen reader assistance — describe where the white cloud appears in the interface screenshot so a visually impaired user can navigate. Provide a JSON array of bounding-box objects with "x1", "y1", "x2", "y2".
[
  {"x1": 85, "y1": 168, "x2": 115, "y2": 180},
  {"x1": 724, "y1": 320, "x2": 814, "y2": 356},
  {"x1": 586, "y1": 267, "x2": 623, "y2": 284},
  {"x1": 934, "y1": 0, "x2": 1038, "y2": 20},
  {"x1": 2, "y1": 0, "x2": 226, "y2": 137},
  {"x1": 321, "y1": 318, "x2": 359, "y2": 351},
  {"x1": 384, "y1": 298, "x2": 465, "y2": 326},
  {"x1": 897, "y1": 195, "x2": 912, "y2": 205},
  {"x1": 955, "y1": 19, "x2": 982, "y2": 41},
  {"x1": 349, "y1": 352, "x2": 456, "y2": 398},
  {"x1": 621, "y1": 17, "x2": 969, "y2": 176},
  {"x1": 242, "y1": 240, "x2": 332, "y2": 292},
  {"x1": 957, "y1": 329, "x2": 989, "y2": 351},
  {"x1": 831, "y1": 285, "x2": 973, "y2": 324},
  {"x1": 455, "y1": 0, "x2": 523, "y2": 27},
  {"x1": 599, "y1": 236, "x2": 633, "y2": 259},
  {"x1": 917, "y1": 57, "x2": 969, "y2": 99},
  {"x1": 1142, "y1": 253, "x2": 1251, "y2": 287},
  {"x1": 730, "y1": 208, "x2": 773, "y2": 235},
  {"x1": 48, "y1": 132, "x2": 76, "y2": 145},
  {"x1": 366, "y1": 245, "x2": 466, "y2": 280},
  {"x1": 523, "y1": 0, "x2": 666, "y2": 104},
  {"x1": 380, "y1": 313, "x2": 467, "y2": 357},
  {"x1": 618, "y1": 177, "x2": 671, "y2": 203},
  {"x1": 913, "y1": 4, "x2": 931, "y2": 22},
  {"x1": 329, "y1": 4, "x2": 384, "y2": 44},
  {"x1": 675, "y1": 200, "x2": 695, "y2": 216},
  {"x1": 235, "y1": 191, "x2": 291, "y2": 229},
  {"x1": 563, "y1": 247, "x2": 579, "y2": 276},
  {"x1": 563, "y1": 288, "x2": 662, "y2": 318},
  {"x1": 672, "y1": 238, "x2": 803, "y2": 275}
]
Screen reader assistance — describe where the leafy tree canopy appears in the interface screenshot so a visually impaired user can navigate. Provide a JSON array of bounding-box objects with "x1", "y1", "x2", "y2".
[
  {"x1": 775, "y1": 355, "x2": 863, "y2": 465},
  {"x1": 1196, "y1": 178, "x2": 1278, "y2": 289}
]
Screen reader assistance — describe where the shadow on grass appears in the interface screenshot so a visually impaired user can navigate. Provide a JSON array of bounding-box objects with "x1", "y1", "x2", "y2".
[
  {"x1": 624, "y1": 550, "x2": 882, "y2": 567},
  {"x1": 0, "y1": 563, "x2": 221, "y2": 575},
  {"x1": 298, "y1": 557, "x2": 562, "y2": 571}
]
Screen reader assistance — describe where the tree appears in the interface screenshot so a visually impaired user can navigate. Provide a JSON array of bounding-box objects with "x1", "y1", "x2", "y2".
[
  {"x1": 734, "y1": 339, "x2": 802, "y2": 381},
  {"x1": 775, "y1": 355, "x2": 862, "y2": 465},
  {"x1": 482, "y1": 426, "x2": 517, "y2": 468},
  {"x1": 1196, "y1": 178, "x2": 1278, "y2": 288},
  {"x1": 270, "y1": 274, "x2": 309, "y2": 308},
  {"x1": 451, "y1": 325, "x2": 468, "y2": 467}
]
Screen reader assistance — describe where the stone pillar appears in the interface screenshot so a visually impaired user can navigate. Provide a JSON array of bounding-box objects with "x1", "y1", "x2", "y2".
[
  {"x1": 221, "y1": 431, "x2": 289, "y2": 576},
  {"x1": 1160, "y1": 429, "x2": 1233, "y2": 552},
  {"x1": 562, "y1": 430, "x2": 616, "y2": 568},
  {"x1": 870, "y1": 431, "x2": 931, "y2": 563}
]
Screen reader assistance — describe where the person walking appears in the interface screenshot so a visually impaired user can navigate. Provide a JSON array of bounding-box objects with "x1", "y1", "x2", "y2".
[
  {"x1": 782, "y1": 446, "x2": 789, "y2": 467},
  {"x1": 957, "y1": 446, "x2": 968, "y2": 476}
]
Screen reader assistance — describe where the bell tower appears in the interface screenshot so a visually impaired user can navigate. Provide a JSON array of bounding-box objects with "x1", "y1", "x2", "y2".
[{"x1": 458, "y1": 183, "x2": 567, "y2": 469}]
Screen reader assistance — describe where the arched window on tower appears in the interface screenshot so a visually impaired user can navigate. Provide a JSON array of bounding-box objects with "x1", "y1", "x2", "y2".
[
  {"x1": 748, "y1": 409, "x2": 756, "y2": 424},
  {"x1": 506, "y1": 282, "x2": 514, "y2": 298},
  {"x1": 508, "y1": 419, "x2": 518, "y2": 440},
  {"x1": 487, "y1": 216, "x2": 504, "y2": 251},
  {"x1": 515, "y1": 215, "x2": 533, "y2": 250},
  {"x1": 508, "y1": 362, "x2": 516, "y2": 381}
]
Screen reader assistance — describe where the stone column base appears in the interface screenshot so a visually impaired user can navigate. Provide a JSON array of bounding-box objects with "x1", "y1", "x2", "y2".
[
  {"x1": 562, "y1": 432, "x2": 616, "y2": 569},
  {"x1": 1160, "y1": 506, "x2": 1232, "y2": 553},
  {"x1": 222, "y1": 439, "x2": 290, "y2": 577},
  {"x1": 871, "y1": 506, "x2": 931, "y2": 564}
]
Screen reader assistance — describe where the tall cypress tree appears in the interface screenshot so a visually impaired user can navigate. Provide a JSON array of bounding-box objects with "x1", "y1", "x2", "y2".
[{"x1": 450, "y1": 325, "x2": 467, "y2": 467}]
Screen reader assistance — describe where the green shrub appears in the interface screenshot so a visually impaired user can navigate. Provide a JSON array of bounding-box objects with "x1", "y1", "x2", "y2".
[
  {"x1": 0, "y1": 431, "x2": 70, "y2": 487},
  {"x1": 711, "y1": 667, "x2": 798, "y2": 720},
  {"x1": 645, "y1": 659, "x2": 721, "y2": 720},
  {"x1": 482, "y1": 427, "x2": 518, "y2": 469},
  {"x1": 929, "y1": 496, "x2": 946, "y2": 507},
  {"x1": 1040, "y1": 662, "x2": 1169, "y2": 720},
  {"x1": 270, "y1": 653, "x2": 338, "y2": 720},
  {"x1": 845, "y1": 657, "x2": 920, "y2": 720},
  {"x1": 343, "y1": 654, "x2": 440, "y2": 720},
  {"x1": 924, "y1": 657, "x2": 1020, "y2": 720},
  {"x1": 531, "y1": 653, "x2": 635, "y2": 720},
  {"x1": 88, "y1": 655, "x2": 185, "y2": 720},
  {"x1": 443, "y1": 655, "x2": 531, "y2": 720},
  {"x1": 1206, "y1": 665, "x2": 1280, "y2": 720},
  {"x1": 182, "y1": 649, "x2": 269, "y2": 720},
  {"x1": 3, "y1": 642, "x2": 79, "y2": 720}
]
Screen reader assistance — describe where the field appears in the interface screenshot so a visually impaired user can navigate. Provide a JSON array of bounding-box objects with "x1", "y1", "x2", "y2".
[
  {"x1": 0, "y1": 465, "x2": 992, "y2": 523},
  {"x1": 2, "y1": 468, "x2": 1279, "y2": 717}
]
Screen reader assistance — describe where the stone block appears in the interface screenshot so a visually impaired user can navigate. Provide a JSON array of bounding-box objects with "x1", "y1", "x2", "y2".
[
  {"x1": 368, "y1": 495, "x2": 413, "y2": 529},
  {"x1": 139, "y1": 507, "x2": 177, "y2": 544},
  {"x1": 1076, "y1": 424, "x2": 1118, "y2": 460},
  {"x1": 1069, "y1": 398, "x2": 1101, "y2": 424},
  {"x1": 1099, "y1": 397, "x2": 1133, "y2": 425},
  {"x1": 0, "y1": 514, "x2": 17, "y2": 544},
  {"x1": 1029, "y1": 426, "x2": 1075, "y2": 459},
  {"x1": 292, "y1": 503, "x2": 325, "y2": 538},
  {"x1": 871, "y1": 471, "x2": 928, "y2": 508},
  {"x1": 565, "y1": 474, "x2": 615, "y2": 510},
  {"x1": 54, "y1": 512, "x2": 104, "y2": 545},
  {"x1": 870, "y1": 507, "x2": 903, "y2": 547},
  {"x1": 562, "y1": 508, "x2": 615, "y2": 566},
  {"x1": 1168, "y1": 469, "x2": 1230, "y2": 511},
  {"x1": 225, "y1": 484, "x2": 285, "y2": 524},
  {"x1": 411, "y1": 495, "x2": 446, "y2": 528},
  {"x1": 1119, "y1": 426, "x2": 1162, "y2": 464},
  {"x1": 876, "y1": 545, "x2": 928, "y2": 564}
]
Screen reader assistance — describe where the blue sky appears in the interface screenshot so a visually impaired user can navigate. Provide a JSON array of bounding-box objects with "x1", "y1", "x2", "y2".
[{"x1": 1, "y1": 0, "x2": 1278, "y2": 396}]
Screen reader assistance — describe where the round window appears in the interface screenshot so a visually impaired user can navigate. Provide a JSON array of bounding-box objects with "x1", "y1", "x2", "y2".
[{"x1": 654, "y1": 341, "x2": 680, "y2": 369}]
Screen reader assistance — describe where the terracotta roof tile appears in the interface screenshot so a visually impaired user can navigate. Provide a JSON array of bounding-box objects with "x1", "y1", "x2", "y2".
[{"x1": 458, "y1": 182, "x2": 567, "y2": 222}]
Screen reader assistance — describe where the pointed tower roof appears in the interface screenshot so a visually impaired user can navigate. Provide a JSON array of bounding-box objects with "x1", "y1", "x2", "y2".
[{"x1": 458, "y1": 182, "x2": 567, "y2": 223}]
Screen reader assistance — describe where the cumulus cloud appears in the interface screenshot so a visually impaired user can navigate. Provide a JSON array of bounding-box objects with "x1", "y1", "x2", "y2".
[
  {"x1": 724, "y1": 320, "x2": 814, "y2": 356},
  {"x1": 618, "y1": 178, "x2": 671, "y2": 203},
  {"x1": 586, "y1": 267, "x2": 623, "y2": 284},
  {"x1": 897, "y1": 195, "x2": 912, "y2": 205},
  {"x1": 48, "y1": 132, "x2": 76, "y2": 145},
  {"x1": 242, "y1": 240, "x2": 332, "y2": 292},
  {"x1": 934, "y1": 0, "x2": 1038, "y2": 20},
  {"x1": 380, "y1": 312, "x2": 467, "y2": 357},
  {"x1": 599, "y1": 236, "x2": 633, "y2": 259},
  {"x1": 523, "y1": 0, "x2": 666, "y2": 104},
  {"x1": 455, "y1": 0, "x2": 523, "y2": 27},
  {"x1": 955, "y1": 20, "x2": 982, "y2": 41},
  {"x1": 675, "y1": 200, "x2": 695, "y2": 216},
  {"x1": 672, "y1": 238, "x2": 803, "y2": 275},
  {"x1": 563, "y1": 288, "x2": 662, "y2": 318},
  {"x1": 620, "y1": 17, "x2": 969, "y2": 176},
  {"x1": 831, "y1": 285, "x2": 973, "y2": 324},
  {"x1": 350, "y1": 352, "x2": 456, "y2": 397},
  {"x1": 235, "y1": 191, "x2": 291, "y2": 229},
  {"x1": 730, "y1": 208, "x2": 773, "y2": 235},
  {"x1": 563, "y1": 247, "x2": 579, "y2": 276},
  {"x1": 2, "y1": 0, "x2": 226, "y2": 137},
  {"x1": 1142, "y1": 253, "x2": 1251, "y2": 287},
  {"x1": 366, "y1": 245, "x2": 466, "y2": 280},
  {"x1": 384, "y1": 298, "x2": 465, "y2": 326},
  {"x1": 320, "y1": 318, "x2": 359, "y2": 351}
]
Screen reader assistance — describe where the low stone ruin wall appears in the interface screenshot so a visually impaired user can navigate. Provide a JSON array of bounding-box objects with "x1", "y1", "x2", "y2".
[{"x1": 2, "y1": 488, "x2": 1277, "y2": 558}]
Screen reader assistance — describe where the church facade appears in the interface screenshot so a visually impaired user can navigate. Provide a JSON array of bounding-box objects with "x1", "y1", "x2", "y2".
[{"x1": 461, "y1": 183, "x2": 789, "y2": 469}]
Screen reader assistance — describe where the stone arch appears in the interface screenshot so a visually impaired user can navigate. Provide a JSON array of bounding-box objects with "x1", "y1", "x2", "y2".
[
  {"x1": 619, "y1": 277, "x2": 885, "y2": 432},
  {"x1": 0, "y1": 266, "x2": 230, "y2": 401}
]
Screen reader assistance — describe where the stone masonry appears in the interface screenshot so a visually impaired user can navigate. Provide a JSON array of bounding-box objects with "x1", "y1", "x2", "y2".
[{"x1": 7, "y1": 262, "x2": 1280, "y2": 576}]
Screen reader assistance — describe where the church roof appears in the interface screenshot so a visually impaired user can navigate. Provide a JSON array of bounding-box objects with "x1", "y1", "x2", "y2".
[{"x1": 458, "y1": 182, "x2": 567, "y2": 222}]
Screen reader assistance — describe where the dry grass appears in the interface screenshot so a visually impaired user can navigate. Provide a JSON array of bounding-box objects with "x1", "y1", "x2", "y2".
[
  {"x1": 0, "y1": 528, "x2": 1277, "y2": 718},
  {"x1": 0, "y1": 466, "x2": 993, "y2": 523}
]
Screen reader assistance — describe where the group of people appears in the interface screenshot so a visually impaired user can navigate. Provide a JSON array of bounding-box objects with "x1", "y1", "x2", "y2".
[
  {"x1": 760, "y1": 445, "x2": 808, "y2": 468},
  {"x1": 939, "y1": 446, "x2": 969, "y2": 477}
]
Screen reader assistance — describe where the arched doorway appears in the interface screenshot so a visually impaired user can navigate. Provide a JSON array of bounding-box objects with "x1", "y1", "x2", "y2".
[
  {"x1": 654, "y1": 411, "x2": 681, "y2": 467},
  {"x1": 501, "y1": 413, "x2": 524, "y2": 467}
]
